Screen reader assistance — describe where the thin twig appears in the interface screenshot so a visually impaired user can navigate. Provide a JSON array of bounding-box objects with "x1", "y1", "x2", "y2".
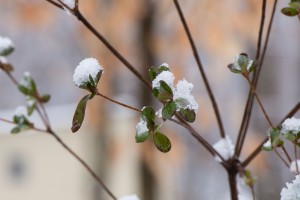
[
  {"x1": 255, "y1": 0, "x2": 267, "y2": 60},
  {"x1": 169, "y1": 118, "x2": 228, "y2": 169},
  {"x1": 0, "y1": 115, "x2": 117, "y2": 200},
  {"x1": 173, "y1": 0, "x2": 225, "y2": 138},
  {"x1": 48, "y1": 129, "x2": 117, "y2": 200},
  {"x1": 282, "y1": 146, "x2": 292, "y2": 163},
  {"x1": 242, "y1": 102, "x2": 300, "y2": 167},
  {"x1": 235, "y1": 0, "x2": 277, "y2": 158},
  {"x1": 96, "y1": 91, "x2": 141, "y2": 113},
  {"x1": 244, "y1": 75, "x2": 273, "y2": 128},
  {"x1": 274, "y1": 148, "x2": 290, "y2": 168}
]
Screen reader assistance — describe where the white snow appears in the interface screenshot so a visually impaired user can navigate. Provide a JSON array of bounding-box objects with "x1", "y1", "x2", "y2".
[
  {"x1": 263, "y1": 139, "x2": 272, "y2": 149},
  {"x1": 160, "y1": 63, "x2": 169, "y2": 68},
  {"x1": 281, "y1": 117, "x2": 300, "y2": 135},
  {"x1": 135, "y1": 118, "x2": 148, "y2": 135},
  {"x1": 61, "y1": 0, "x2": 75, "y2": 9},
  {"x1": 155, "y1": 108, "x2": 162, "y2": 118},
  {"x1": 232, "y1": 54, "x2": 253, "y2": 72},
  {"x1": 73, "y1": 58, "x2": 103, "y2": 87},
  {"x1": 290, "y1": 160, "x2": 300, "y2": 174},
  {"x1": 213, "y1": 135, "x2": 235, "y2": 162},
  {"x1": 14, "y1": 106, "x2": 28, "y2": 117},
  {"x1": 173, "y1": 79, "x2": 198, "y2": 111},
  {"x1": 281, "y1": 175, "x2": 300, "y2": 200},
  {"x1": 0, "y1": 56, "x2": 8, "y2": 64},
  {"x1": 118, "y1": 195, "x2": 140, "y2": 200},
  {"x1": 152, "y1": 70, "x2": 175, "y2": 90},
  {"x1": 19, "y1": 72, "x2": 32, "y2": 88},
  {"x1": 0, "y1": 36, "x2": 14, "y2": 54}
]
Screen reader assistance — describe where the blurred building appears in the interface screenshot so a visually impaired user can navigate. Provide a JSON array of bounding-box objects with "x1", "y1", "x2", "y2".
[{"x1": 0, "y1": 0, "x2": 299, "y2": 200}]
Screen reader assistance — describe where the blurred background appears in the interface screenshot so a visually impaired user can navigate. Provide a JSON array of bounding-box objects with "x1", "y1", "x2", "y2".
[{"x1": 0, "y1": 0, "x2": 299, "y2": 199}]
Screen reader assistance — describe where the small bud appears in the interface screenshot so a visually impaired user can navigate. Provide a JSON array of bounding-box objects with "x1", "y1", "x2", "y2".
[
  {"x1": 228, "y1": 53, "x2": 255, "y2": 75},
  {"x1": 0, "y1": 36, "x2": 14, "y2": 56}
]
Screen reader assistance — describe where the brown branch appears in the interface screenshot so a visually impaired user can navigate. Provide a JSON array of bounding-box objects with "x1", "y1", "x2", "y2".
[
  {"x1": 274, "y1": 148, "x2": 290, "y2": 168},
  {"x1": 255, "y1": 0, "x2": 267, "y2": 60},
  {"x1": 235, "y1": 0, "x2": 278, "y2": 157},
  {"x1": 0, "y1": 116, "x2": 117, "y2": 200},
  {"x1": 173, "y1": 0, "x2": 225, "y2": 138},
  {"x1": 169, "y1": 118, "x2": 228, "y2": 169},
  {"x1": 242, "y1": 102, "x2": 300, "y2": 167},
  {"x1": 96, "y1": 91, "x2": 141, "y2": 113},
  {"x1": 48, "y1": 129, "x2": 117, "y2": 200}
]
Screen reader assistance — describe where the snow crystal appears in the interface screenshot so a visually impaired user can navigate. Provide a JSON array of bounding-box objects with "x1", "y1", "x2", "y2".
[
  {"x1": 14, "y1": 106, "x2": 28, "y2": 117},
  {"x1": 173, "y1": 79, "x2": 198, "y2": 111},
  {"x1": 62, "y1": 0, "x2": 75, "y2": 9},
  {"x1": 135, "y1": 118, "x2": 148, "y2": 135},
  {"x1": 73, "y1": 58, "x2": 103, "y2": 87},
  {"x1": 0, "y1": 56, "x2": 8, "y2": 64},
  {"x1": 0, "y1": 36, "x2": 14, "y2": 54},
  {"x1": 281, "y1": 117, "x2": 300, "y2": 135},
  {"x1": 152, "y1": 70, "x2": 175, "y2": 90},
  {"x1": 160, "y1": 63, "x2": 169, "y2": 68},
  {"x1": 281, "y1": 175, "x2": 300, "y2": 200},
  {"x1": 263, "y1": 139, "x2": 272, "y2": 149},
  {"x1": 155, "y1": 108, "x2": 162, "y2": 118},
  {"x1": 290, "y1": 160, "x2": 300, "y2": 174},
  {"x1": 213, "y1": 135, "x2": 235, "y2": 162},
  {"x1": 118, "y1": 194, "x2": 140, "y2": 200}
]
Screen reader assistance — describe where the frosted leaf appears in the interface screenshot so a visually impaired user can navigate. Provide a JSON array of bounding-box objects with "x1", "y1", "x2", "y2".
[
  {"x1": 281, "y1": 175, "x2": 300, "y2": 200},
  {"x1": 281, "y1": 117, "x2": 300, "y2": 135},
  {"x1": 152, "y1": 70, "x2": 175, "y2": 90},
  {"x1": 19, "y1": 72, "x2": 32, "y2": 88},
  {"x1": 213, "y1": 135, "x2": 235, "y2": 162},
  {"x1": 0, "y1": 36, "x2": 14, "y2": 54},
  {"x1": 0, "y1": 56, "x2": 8, "y2": 64},
  {"x1": 14, "y1": 106, "x2": 28, "y2": 117},
  {"x1": 73, "y1": 58, "x2": 103, "y2": 87},
  {"x1": 173, "y1": 79, "x2": 198, "y2": 111},
  {"x1": 135, "y1": 118, "x2": 149, "y2": 136},
  {"x1": 118, "y1": 194, "x2": 140, "y2": 200},
  {"x1": 290, "y1": 160, "x2": 300, "y2": 174},
  {"x1": 62, "y1": 0, "x2": 75, "y2": 9}
]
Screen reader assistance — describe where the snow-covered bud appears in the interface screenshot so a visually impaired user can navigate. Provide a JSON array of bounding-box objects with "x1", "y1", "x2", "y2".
[
  {"x1": 73, "y1": 58, "x2": 103, "y2": 91},
  {"x1": 0, "y1": 36, "x2": 14, "y2": 56},
  {"x1": 281, "y1": 117, "x2": 300, "y2": 136},
  {"x1": 213, "y1": 135, "x2": 235, "y2": 162},
  {"x1": 14, "y1": 106, "x2": 28, "y2": 118},
  {"x1": 135, "y1": 117, "x2": 150, "y2": 143},
  {"x1": 173, "y1": 79, "x2": 198, "y2": 111},
  {"x1": 228, "y1": 53, "x2": 255, "y2": 75}
]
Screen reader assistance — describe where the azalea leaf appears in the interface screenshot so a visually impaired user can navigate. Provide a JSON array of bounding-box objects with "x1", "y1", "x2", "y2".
[
  {"x1": 153, "y1": 132, "x2": 171, "y2": 153},
  {"x1": 71, "y1": 94, "x2": 91, "y2": 133},
  {"x1": 162, "y1": 100, "x2": 177, "y2": 120}
]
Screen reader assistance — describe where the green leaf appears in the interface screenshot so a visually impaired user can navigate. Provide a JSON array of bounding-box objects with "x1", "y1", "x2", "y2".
[
  {"x1": 178, "y1": 108, "x2": 196, "y2": 123},
  {"x1": 142, "y1": 106, "x2": 155, "y2": 121},
  {"x1": 262, "y1": 145, "x2": 273, "y2": 151},
  {"x1": 0, "y1": 46, "x2": 14, "y2": 56},
  {"x1": 135, "y1": 131, "x2": 150, "y2": 143},
  {"x1": 281, "y1": 7, "x2": 299, "y2": 16},
  {"x1": 27, "y1": 102, "x2": 36, "y2": 116},
  {"x1": 71, "y1": 94, "x2": 91, "y2": 133},
  {"x1": 40, "y1": 94, "x2": 51, "y2": 103},
  {"x1": 11, "y1": 126, "x2": 21, "y2": 134},
  {"x1": 157, "y1": 65, "x2": 170, "y2": 74},
  {"x1": 155, "y1": 81, "x2": 173, "y2": 101},
  {"x1": 227, "y1": 64, "x2": 241, "y2": 74},
  {"x1": 149, "y1": 66, "x2": 157, "y2": 81},
  {"x1": 289, "y1": 2, "x2": 300, "y2": 10},
  {"x1": 162, "y1": 100, "x2": 177, "y2": 120},
  {"x1": 153, "y1": 132, "x2": 171, "y2": 153},
  {"x1": 18, "y1": 85, "x2": 29, "y2": 96},
  {"x1": 269, "y1": 128, "x2": 283, "y2": 147},
  {"x1": 243, "y1": 169, "x2": 256, "y2": 186}
]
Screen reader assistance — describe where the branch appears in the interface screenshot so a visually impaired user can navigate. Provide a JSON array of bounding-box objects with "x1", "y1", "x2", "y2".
[
  {"x1": 173, "y1": 0, "x2": 225, "y2": 138},
  {"x1": 0, "y1": 117, "x2": 117, "y2": 200},
  {"x1": 235, "y1": 0, "x2": 277, "y2": 157},
  {"x1": 169, "y1": 118, "x2": 228, "y2": 169},
  {"x1": 96, "y1": 91, "x2": 141, "y2": 113},
  {"x1": 242, "y1": 102, "x2": 300, "y2": 167}
]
